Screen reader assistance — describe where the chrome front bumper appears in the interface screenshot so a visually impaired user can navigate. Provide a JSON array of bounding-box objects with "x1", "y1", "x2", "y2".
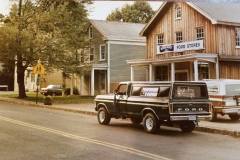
[
  {"x1": 222, "y1": 108, "x2": 240, "y2": 114},
  {"x1": 170, "y1": 115, "x2": 211, "y2": 121}
]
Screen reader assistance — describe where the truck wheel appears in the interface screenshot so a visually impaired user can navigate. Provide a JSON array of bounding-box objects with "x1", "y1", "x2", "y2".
[
  {"x1": 229, "y1": 114, "x2": 240, "y2": 121},
  {"x1": 143, "y1": 113, "x2": 159, "y2": 134},
  {"x1": 130, "y1": 117, "x2": 142, "y2": 125},
  {"x1": 97, "y1": 107, "x2": 111, "y2": 125},
  {"x1": 180, "y1": 121, "x2": 195, "y2": 133}
]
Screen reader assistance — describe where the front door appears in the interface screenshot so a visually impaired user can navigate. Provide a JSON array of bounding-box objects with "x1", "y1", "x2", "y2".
[{"x1": 175, "y1": 71, "x2": 188, "y2": 81}]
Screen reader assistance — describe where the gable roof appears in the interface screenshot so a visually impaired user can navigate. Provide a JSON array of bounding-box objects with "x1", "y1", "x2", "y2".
[
  {"x1": 90, "y1": 20, "x2": 146, "y2": 42},
  {"x1": 141, "y1": 2, "x2": 240, "y2": 36}
]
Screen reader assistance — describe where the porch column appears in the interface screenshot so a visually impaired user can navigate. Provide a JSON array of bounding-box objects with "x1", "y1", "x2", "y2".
[
  {"x1": 216, "y1": 58, "x2": 220, "y2": 80},
  {"x1": 149, "y1": 64, "x2": 153, "y2": 81},
  {"x1": 194, "y1": 60, "x2": 199, "y2": 81},
  {"x1": 130, "y1": 65, "x2": 134, "y2": 81},
  {"x1": 91, "y1": 68, "x2": 95, "y2": 96},
  {"x1": 171, "y1": 62, "x2": 175, "y2": 81}
]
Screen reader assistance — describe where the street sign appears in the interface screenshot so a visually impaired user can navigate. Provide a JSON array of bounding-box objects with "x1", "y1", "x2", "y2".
[{"x1": 33, "y1": 63, "x2": 45, "y2": 76}]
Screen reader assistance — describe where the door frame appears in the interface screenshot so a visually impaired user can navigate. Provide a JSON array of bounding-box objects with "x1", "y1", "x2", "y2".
[{"x1": 175, "y1": 69, "x2": 189, "y2": 81}]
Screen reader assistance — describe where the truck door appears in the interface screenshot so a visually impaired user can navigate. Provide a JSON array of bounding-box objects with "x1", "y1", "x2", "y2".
[{"x1": 115, "y1": 84, "x2": 128, "y2": 113}]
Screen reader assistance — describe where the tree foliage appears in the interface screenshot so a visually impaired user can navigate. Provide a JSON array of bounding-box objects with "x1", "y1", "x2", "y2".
[
  {"x1": 0, "y1": 0, "x2": 91, "y2": 98},
  {"x1": 107, "y1": 1, "x2": 155, "y2": 23}
]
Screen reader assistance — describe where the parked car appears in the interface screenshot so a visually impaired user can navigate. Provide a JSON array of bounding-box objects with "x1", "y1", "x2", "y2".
[
  {"x1": 204, "y1": 79, "x2": 240, "y2": 121},
  {"x1": 95, "y1": 81, "x2": 211, "y2": 133},
  {"x1": 41, "y1": 85, "x2": 64, "y2": 96}
]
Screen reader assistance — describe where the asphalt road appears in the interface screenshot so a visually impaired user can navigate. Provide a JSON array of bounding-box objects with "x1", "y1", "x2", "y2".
[{"x1": 0, "y1": 102, "x2": 239, "y2": 160}]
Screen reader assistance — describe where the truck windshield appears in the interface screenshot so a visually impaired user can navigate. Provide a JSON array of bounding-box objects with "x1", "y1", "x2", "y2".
[{"x1": 173, "y1": 84, "x2": 208, "y2": 99}]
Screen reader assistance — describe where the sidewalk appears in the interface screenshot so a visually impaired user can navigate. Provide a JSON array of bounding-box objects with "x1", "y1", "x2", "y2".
[{"x1": 0, "y1": 96, "x2": 240, "y2": 137}]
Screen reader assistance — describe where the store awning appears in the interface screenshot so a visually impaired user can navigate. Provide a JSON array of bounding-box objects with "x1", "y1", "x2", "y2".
[{"x1": 127, "y1": 53, "x2": 218, "y2": 66}]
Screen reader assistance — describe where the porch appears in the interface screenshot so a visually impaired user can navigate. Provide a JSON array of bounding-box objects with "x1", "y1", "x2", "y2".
[{"x1": 127, "y1": 53, "x2": 219, "y2": 82}]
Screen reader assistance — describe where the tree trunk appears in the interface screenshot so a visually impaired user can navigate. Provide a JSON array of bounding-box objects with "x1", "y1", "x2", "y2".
[{"x1": 17, "y1": 61, "x2": 26, "y2": 99}]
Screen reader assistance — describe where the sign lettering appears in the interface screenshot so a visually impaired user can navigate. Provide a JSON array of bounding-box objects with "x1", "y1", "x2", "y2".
[{"x1": 157, "y1": 40, "x2": 204, "y2": 54}]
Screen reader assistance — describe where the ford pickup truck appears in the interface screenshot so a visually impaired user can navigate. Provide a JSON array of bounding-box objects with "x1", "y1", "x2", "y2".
[{"x1": 95, "y1": 81, "x2": 211, "y2": 133}]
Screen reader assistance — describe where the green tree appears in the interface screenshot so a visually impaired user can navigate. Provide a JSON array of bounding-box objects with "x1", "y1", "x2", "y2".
[
  {"x1": 0, "y1": 0, "x2": 90, "y2": 98},
  {"x1": 107, "y1": 1, "x2": 155, "y2": 23}
]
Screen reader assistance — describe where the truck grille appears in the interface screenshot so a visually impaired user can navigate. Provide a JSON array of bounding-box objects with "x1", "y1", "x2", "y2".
[{"x1": 172, "y1": 103, "x2": 210, "y2": 113}]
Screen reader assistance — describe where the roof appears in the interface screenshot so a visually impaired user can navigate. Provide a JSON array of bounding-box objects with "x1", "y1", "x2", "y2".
[
  {"x1": 90, "y1": 20, "x2": 146, "y2": 42},
  {"x1": 141, "y1": 2, "x2": 240, "y2": 36}
]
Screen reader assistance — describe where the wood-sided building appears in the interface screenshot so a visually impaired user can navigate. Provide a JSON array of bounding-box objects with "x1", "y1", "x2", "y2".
[{"x1": 128, "y1": 2, "x2": 240, "y2": 82}]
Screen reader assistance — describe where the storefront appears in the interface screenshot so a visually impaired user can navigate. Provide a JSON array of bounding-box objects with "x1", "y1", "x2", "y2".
[{"x1": 128, "y1": 2, "x2": 240, "y2": 82}]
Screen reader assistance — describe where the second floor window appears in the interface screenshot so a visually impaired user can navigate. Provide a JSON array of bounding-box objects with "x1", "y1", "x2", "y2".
[
  {"x1": 176, "y1": 32, "x2": 183, "y2": 43},
  {"x1": 236, "y1": 28, "x2": 240, "y2": 47},
  {"x1": 99, "y1": 45, "x2": 106, "y2": 60},
  {"x1": 90, "y1": 48, "x2": 94, "y2": 62},
  {"x1": 196, "y1": 27, "x2": 204, "y2": 40},
  {"x1": 157, "y1": 34, "x2": 164, "y2": 45}
]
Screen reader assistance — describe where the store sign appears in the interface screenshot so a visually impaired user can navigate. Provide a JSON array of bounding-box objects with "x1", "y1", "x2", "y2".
[{"x1": 157, "y1": 40, "x2": 204, "y2": 54}]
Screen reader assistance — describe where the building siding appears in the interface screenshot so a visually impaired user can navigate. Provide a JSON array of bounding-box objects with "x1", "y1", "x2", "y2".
[{"x1": 110, "y1": 44, "x2": 146, "y2": 85}]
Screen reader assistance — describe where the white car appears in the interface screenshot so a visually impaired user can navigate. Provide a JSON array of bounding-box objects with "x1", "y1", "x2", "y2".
[{"x1": 203, "y1": 79, "x2": 240, "y2": 121}]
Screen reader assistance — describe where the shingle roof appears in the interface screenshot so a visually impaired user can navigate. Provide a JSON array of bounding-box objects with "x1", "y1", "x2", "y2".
[
  {"x1": 190, "y1": 2, "x2": 240, "y2": 24},
  {"x1": 90, "y1": 20, "x2": 146, "y2": 42}
]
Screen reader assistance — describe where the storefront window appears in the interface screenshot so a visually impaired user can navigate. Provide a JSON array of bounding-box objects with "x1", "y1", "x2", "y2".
[
  {"x1": 155, "y1": 65, "x2": 168, "y2": 81},
  {"x1": 198, "y1": 63, "x2": 209, "y2": 80}
]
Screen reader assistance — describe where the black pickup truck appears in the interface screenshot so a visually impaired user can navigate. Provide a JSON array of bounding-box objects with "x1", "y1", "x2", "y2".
[{"x1": 95, "y1": 81, "x2": 211, "y2": 133}]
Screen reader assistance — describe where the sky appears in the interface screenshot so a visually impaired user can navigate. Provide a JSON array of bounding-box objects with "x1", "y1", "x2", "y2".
[{"x1": 0, "y1": 1, "x2": 162, "y2": 19}]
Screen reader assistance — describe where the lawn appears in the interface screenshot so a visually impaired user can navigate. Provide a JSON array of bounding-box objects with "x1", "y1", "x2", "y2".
[{"x1": 0, "y1": 92, "x2": 94, "y2": 104}]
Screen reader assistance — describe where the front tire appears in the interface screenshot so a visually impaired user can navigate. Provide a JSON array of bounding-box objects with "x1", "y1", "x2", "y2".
[
  {"x1": 97, "y1": 107, "x2": 111, "y2": 125},
  {"x1": 229, "y1": 114, "x2": 240, "y2": 121},
  {"x1": 180, "y1": 121, "x2": 196, "y2": 133},
  {"x1": 143, "y1": 113, "x2": 159, "y2": 134}
]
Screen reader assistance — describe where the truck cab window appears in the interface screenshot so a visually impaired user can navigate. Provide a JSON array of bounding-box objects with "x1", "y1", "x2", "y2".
[
  {"x1": 158, "y1": 87, "x2": 170, "y2": 97},
  {"x1": 117, "y1": 84, "x2": 128, "y2": 95}
]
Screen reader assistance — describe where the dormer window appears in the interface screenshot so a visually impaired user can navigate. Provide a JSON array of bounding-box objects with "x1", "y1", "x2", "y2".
[
  {"x1": 236, "y1": 28, "x2": 240, "y2": 47},
  {"x1": 175, "y1": 5, "x2": 182, "y2": 20},
  {"x1": 89, "y1": 26, "x2": 93, "y2": 39}
]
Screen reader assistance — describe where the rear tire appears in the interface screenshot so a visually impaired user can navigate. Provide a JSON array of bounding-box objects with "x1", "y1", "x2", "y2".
[
  {"x1": 229, "y1": 114, "x2": 240, "y2": 121},
  {"x1": 143, "y1": 113, "x2": 159, "y2": 134},
  {"x1": 97, "y1": 107, "x2": 111, "y2": 125},
  {"x1": 130, "y1": 117, "x2": 142, "y2": 125},
  {"x1": 180, "y1": 121, "x2": 196, "y2": 133}
]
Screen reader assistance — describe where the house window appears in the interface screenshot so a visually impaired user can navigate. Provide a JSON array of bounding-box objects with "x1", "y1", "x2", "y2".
[
  {"x1": 176, "y1": 31, "x2": 183, "y2": 43},
  {"x1": 175, "y1": 5, "x2": 182, "y2": 20},
  {"x1": 157, "y1": 34, "x2": 164, "y2": 45},
  {"x1": 99, "y1": 44, "x2": 106, "y2": 60},
  {"x1": 196, "y1": 27, "x2": 204, "y2": 40},
  {"x1": 236, "y1": 28, "x2": 240, "y2": 47},
  {"x1": 89, "y1": 26, "x2": 93, "y2": 39},
  {"x1": 89, "y1": 48, "x2": 94, "y2": 62}
]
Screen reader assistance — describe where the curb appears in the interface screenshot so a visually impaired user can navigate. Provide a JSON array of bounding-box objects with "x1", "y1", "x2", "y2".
[
  {"x1": 0, "y1": 97, "x2": 97, "y2": 116},
  {"x1": 0, "y1": 97, "x2": 239, "y2": 138},
  {"x1": 195, "y1": 126, "x2": 240, "y2": 137}
]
